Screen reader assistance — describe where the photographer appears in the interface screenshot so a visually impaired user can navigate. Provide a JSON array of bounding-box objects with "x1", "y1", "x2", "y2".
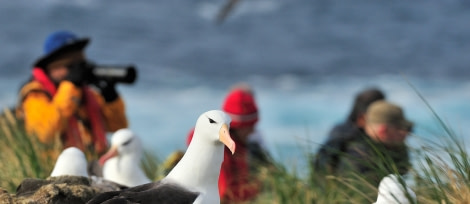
[{"x1": 16, "y1": 30, "x2": 131, "y2": 160}]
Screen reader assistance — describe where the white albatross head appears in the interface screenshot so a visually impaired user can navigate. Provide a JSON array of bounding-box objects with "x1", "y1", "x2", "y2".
[
  {"x1": 50, "y1": 147, "x2": 88, "y2": 177},
  {"x1": 99, "y1": 128, "x2": 144, "y2": 166},
  {"x1": 190, "y1": 109, "x2": 235, "y2": 154},
  {"x1": 98, "y1": 128, "x2": 151, "y2": 187}
]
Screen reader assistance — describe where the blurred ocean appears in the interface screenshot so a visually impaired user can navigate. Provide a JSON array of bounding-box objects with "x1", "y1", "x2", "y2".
[{"x1": 1, "y1": 0, "x2": 470, "y2": 176}]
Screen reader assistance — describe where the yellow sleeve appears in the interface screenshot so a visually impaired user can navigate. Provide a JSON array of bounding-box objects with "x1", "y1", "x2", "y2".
[
  {"x1": 20, "y1": 81, "x2": 82, "y2": 144},
  {"x1": 93, "y1": 91, "x2": 128, "y2": 132}
]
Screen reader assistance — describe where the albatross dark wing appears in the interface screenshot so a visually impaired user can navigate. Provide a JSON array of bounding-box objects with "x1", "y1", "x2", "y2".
[
  {"x1": 87, "y1": 182, "x2": 157, "y2": 204},
  {"x1": 87, "y1": 181, "x2": 199, "y2": 204}
]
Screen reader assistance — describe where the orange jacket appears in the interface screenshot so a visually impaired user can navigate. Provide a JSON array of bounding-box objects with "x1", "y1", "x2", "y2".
[{"x1": 17, "y1": 69, "x2": 128, "y2": 157}]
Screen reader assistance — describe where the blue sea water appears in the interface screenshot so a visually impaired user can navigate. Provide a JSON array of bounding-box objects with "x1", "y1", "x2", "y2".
[{"x1": 1, "y1": 0, "x2": 470, "y2": 176}]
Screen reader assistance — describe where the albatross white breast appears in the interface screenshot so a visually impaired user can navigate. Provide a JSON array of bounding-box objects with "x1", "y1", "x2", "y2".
[{"x1": 87, "y1": 110, "x2": 235, "y2": 204}]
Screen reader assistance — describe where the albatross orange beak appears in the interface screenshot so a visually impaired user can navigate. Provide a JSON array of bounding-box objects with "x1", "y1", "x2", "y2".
[
  {"x1": 98, "y1": 146, "x2": 119, "y2": 166},
  {"x1": 219, "y1": 124, "x2": 236, "y2": 155}
]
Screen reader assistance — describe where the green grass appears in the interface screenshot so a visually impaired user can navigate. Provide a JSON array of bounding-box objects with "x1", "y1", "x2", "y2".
[
  {"x1": 2, "y1": 90, "x2": 470, "y2": 204},
  {"x1": 0, "y1": 108, "x2": 60, "y2": 192}
]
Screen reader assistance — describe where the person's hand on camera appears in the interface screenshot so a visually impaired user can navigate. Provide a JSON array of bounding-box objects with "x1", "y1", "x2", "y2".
[
  {"x1": 65, "y1": 61, "x2": 89, "y2": 87},
  {"x1": 94, "y1": 79, "x2": 118, "y2": 102}
]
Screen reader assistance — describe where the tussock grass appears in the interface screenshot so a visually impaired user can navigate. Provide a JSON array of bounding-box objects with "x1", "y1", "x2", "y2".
[
  {"x1": 0, "y1": 108, "x2": 166, "y2": 192},
  {"x1": 0, "y1": 108, "x2": 60, "y2": 192},
  {"x1": 140, "y1": 150, "x2": 161, "y2": 181},
  {"x1": 1, "y1": 86, "x2": 470, "y2": 204},
  {"x1": 248, "y1": 84, "x2": 470, "y2": 203}
]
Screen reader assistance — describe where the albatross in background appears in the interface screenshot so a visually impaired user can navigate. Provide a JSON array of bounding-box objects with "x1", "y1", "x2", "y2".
[
  {"x1": 374, "y1": 174, "x2": 417, "y2": 204},
  {"x1": 87, "y1": 110, "x2": 235, "y2": 204},
  {"x1": 99, "y1": 128, "x2": 151, "y2": 187},
  {"x1": 50, "y1": 147, "x2": 89, "y2": 177},
  {"x1": 15, "y1": 147, "x2": 127, "y2": 202}
]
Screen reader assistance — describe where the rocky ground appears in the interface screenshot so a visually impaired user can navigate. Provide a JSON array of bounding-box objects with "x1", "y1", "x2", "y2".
[{"x1": 0, "y1": 176, "x2": 126, "y2": 204}]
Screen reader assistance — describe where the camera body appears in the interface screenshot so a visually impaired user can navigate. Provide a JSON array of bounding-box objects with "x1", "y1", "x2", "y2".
[{"x1": 83, "y1": 62, "x2": 137, "y2": 84}]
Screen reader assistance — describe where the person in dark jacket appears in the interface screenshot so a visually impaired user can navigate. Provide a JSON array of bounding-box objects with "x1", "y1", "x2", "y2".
[
  {"x1": 336, "y1": 100, "x2": 413, "y2": 186},
  {"x1": 312, "y1": 88, "x2": 386, "y2": 174}
]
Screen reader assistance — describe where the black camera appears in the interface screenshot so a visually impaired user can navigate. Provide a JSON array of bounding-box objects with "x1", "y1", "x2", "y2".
[{"x1": 85, "y1": 62, "x2": 137, "y2": 84}]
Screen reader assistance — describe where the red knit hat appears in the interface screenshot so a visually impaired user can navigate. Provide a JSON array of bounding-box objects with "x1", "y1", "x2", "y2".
[{"x1": 222, "y1": 88, "x2": 259, "y2": 129}]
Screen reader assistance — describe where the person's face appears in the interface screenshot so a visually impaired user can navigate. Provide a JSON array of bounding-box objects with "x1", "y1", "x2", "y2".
[
  {"x1": 46, "y1": 51, "x2": 85, "y2": 83},
  {"x1": 366, "y1": 123, "x2": 410, "y2": 145},
  {"x1": 384, "y1": 125, "x2": 409, "y2": 145}
]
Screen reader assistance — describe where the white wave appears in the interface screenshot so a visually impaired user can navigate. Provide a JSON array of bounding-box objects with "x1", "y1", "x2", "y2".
[{"x1": 121, "y1": 75, "x2": 470, "y2": 157}]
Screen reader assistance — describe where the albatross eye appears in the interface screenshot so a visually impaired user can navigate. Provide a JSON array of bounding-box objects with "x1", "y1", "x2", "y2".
[
  {"x1": 208, "y1": 118, "x2": 217, "y2": 124},
  {"x1": 122, "y1": 138, "x2": 133, "y2": 146}
]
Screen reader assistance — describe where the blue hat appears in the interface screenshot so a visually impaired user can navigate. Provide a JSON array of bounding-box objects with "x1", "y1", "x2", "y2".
[{"x1": 34, "y1": 30, "x2": 89, "y2": 68}]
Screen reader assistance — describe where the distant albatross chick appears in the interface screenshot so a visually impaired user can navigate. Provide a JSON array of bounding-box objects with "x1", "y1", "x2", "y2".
[
  {"x1": 374, "y1": 174, "x2": 416, "y2": 204},
  {"x1": 50, "y1": 147, "x2": 89, "y2": 177},
  {"x1": 99, "y1": 128, "x2": 151, "y2": 187},
  {"x1": 87, "y1": 110, "x2": 235, "y2": 204}
]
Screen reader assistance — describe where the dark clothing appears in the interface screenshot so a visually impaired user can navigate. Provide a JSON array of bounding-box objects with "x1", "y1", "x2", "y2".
[
  {"x1": 247, "y1": 142, "x2": 272, "y2": 166},
  {"x1": 313, "y1": 121, "x2": 364, "y2": 174},
  {"x1": 313, "y1": 121, "x2": 410, "y2": 187},
  {"x1": 336, "y1": 135, "x2": 410, "y2": 186}
]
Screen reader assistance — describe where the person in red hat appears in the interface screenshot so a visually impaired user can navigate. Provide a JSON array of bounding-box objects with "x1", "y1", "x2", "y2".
[
  {"x1": 218, "y1": 84, "x2": 261, "y2": 203},
  {"x1": 16, "y1": 30, "x2": 128, "y2": 160},
  {"x1": 185, "y1": 83, "x2": 270, "y2": 203}
]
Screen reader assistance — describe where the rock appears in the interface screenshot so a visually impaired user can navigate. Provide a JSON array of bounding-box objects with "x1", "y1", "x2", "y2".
[
  {"x1": 0, "y1": 188, "x2": 14, "y2": 204},
  {"x1": 0, "y1": 175, "x2": 127, "y2": 204},
  {"x1": 16, "y1": 176, "x2": 95, "y2": 204}
]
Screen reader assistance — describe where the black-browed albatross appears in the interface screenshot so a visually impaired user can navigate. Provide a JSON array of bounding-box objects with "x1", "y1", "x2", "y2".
[
  {"x1": 87, "y1": 110, "x2": 235, "y2": 204},
  {"x1": 99, "y1": 128, "x2": 151, "y2": 187},
  {"x1": 50, "y1": 147, "x2": 89, "y2": 177}
]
